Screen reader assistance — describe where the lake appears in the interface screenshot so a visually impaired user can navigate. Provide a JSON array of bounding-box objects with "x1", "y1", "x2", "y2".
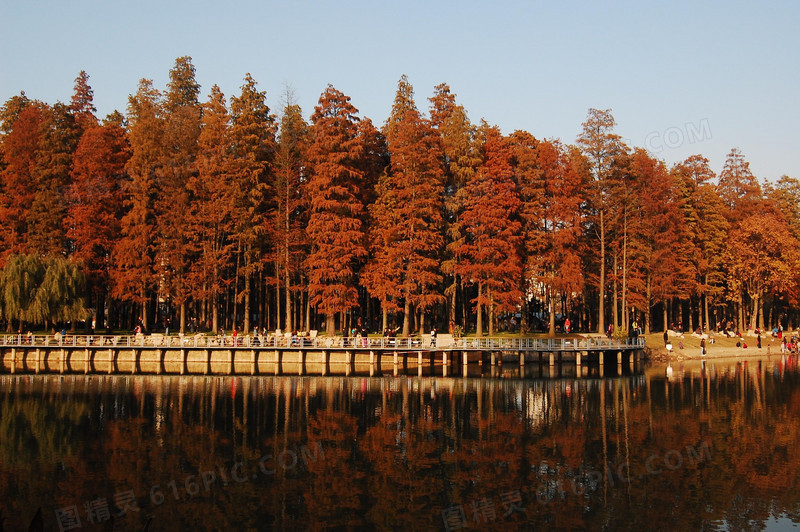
[{"x1": 0, "y1": 356, "x2": 798, "y2": 530}]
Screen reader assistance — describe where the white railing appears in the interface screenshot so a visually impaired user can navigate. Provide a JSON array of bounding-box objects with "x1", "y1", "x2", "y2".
[{"x1": 0, "y1": 333, "x2": 645, "y2": 351}]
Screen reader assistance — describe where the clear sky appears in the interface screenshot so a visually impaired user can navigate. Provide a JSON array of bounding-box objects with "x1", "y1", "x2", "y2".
[{"x1": 1, "y1": 0, "x2": 797, "y2": 181}]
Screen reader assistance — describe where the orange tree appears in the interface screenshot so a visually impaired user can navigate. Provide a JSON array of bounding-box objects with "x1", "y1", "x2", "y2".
[
  {"x1": 304, "y1": 86, "x2": 368, "y2": 334},
  {"x1": 456, "y1": 124, "x2": 523, "y2": 336}
]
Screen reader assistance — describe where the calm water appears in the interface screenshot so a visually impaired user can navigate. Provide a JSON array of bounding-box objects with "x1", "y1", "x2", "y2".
[{"x1": 1, "y1": 357, "x2": 799, "y2": 531}]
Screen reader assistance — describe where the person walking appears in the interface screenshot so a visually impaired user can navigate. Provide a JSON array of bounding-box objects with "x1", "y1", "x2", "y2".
[{"x1": 700, "y1": 337, "x2": 706, "y2": 357}]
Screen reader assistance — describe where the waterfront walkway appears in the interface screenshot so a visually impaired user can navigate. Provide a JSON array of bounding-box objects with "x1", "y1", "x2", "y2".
[{"x1": 0, "y1": 333, "x2": 646, "y2": 377}]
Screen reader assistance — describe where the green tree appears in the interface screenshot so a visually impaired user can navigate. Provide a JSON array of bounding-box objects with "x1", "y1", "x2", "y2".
[{"x1": 0, "y1": 254, "x2": 88, "y2": 330}]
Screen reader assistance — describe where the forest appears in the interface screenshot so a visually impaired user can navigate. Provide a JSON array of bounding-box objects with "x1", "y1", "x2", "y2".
[{"x1": 0, "y1": 56, "x2": 798, "y2": 337}]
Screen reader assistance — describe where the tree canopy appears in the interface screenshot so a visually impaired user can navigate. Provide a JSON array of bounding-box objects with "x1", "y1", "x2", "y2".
[{"x1": 0, "y1": 64, "x2": 797, "y2": 336}]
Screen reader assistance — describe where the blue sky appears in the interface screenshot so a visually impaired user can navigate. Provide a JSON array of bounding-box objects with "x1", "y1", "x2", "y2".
[{"x1": 1, "y1": 0, "x2": 797, "y2": 181}]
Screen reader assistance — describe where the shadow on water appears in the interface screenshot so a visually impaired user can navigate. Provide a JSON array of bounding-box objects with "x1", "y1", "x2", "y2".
[{"x1": 0, "y1": 354, "x2": 798, "y2": 530}]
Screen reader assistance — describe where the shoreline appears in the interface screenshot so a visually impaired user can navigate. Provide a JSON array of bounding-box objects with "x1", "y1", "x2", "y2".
[{"x1": 643, "y1": 332, "x2": 791, "y2": 365}]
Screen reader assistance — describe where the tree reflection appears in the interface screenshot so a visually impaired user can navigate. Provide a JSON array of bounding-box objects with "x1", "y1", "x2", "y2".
[{"x1": 0, "y1": 359, "x2": 798, "y2": 530}]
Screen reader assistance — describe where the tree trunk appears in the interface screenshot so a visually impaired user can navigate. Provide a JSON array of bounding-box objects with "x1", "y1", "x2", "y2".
[
  {"x1": 622, "y1": 209, "x2": 628, "y2": 328},
  {"x1": 488, "y1": 295, "x2": 495, "y2": 336},
  {"x1": 402, "y1": 296, "x2": 412, "y2": 337},
  {"x1": 598, "y1": 210, "x2": 606, "y2": 335},
  {"x1": 141, "y1": 288, "x2": 148, "y2": 333},
  {"x1": 232, "y1": 242, "x2": 241, "y2": 329},
  {"x1": 703, "y1": 276, "x2": 710, "y2": 331},
  {"x1": 613, "y1": 251, "x2": 619, "y2": 331},
  {"x1": 766, "y1": 300, "x2": 772, "y2": 331},
  {"x1": 304, "y1": 288, "x2": 311, "y2": 333},
  {"x1": 274, "y1": 262, "x2": 281, "y2": 332},
  {"x1": 448, "y1": 276, "x2": 457, "y2": 330},
  {"x1": 212, "y1": 295, "x2": 219, "y2": 335},
  {"x1": 749, "y1": 295, "x2": 759, "y2": 331},
  {"x1": 476, "y1": 282, "x2": 484, "y2": 337},
  {"x1": 548, "y1": 289, "x2": 556, "y2": 337},
  {"x1": 325, "y1": 313, "x2": 335, "y2": 336},
  {"x1": 285, "y1": 250, "x2": 292, "y2": 334},
  {"x1": 243, "y1": 274, "x2": 251, "y2": 333},
  {"x1": 462, "y1": 281, "x2": 469, "y2": 333},
  {"x1": 737, "y1": 292, "x2": 744, "y2": 332},
  {"x1": 645, "y1": 274, "x2": 652, "y2": 335}
]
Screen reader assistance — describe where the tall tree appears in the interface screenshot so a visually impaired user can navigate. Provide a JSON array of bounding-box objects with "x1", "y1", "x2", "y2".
[
  {"x1": 69, "y1": 70, "x2": 98, "y2": 131},
  {"x1": 576, "y1": 108, "x2": 627, "y2": 334},
  {"x1": 717, "y1": 148, "x2": 764, "y2": 329},
  {"x1": 274, "y1": 94, "x2": 309, "y2": 333},
  {"x1": 0, "y1": 99, "x2": 79, "y2": 257},
  {"x1": 626, "y1": 148, "x2": 690, "y2": 334},
  {"x1": 304, "y1": 85, "x2": 368, "y2": 334},
  {"x1": 0, "y1": 100, "x2": 42, "y2": 257},
  {"x1": 673, "y1": 155, "x2": 729, "y2": 332},
  {"x1": 66, "y1": 115, "x2": 130, "y2": 329},
  {"x1": 726, "y1": 213, "x2": 799, "y2": 331},
  {"x1": 517, "y1": 137, "x2": 585, "y2": 336},
  {"x1": 111, "y1": 78, "x2": 163, "y2": 331},
  {"x1": 154, "y1": 56, "x2": 202, "y2": 333},
  {"x1": 188, "y1": 84, "x2": 234, "y2": 333},
  {"x1": 229, "y1": 73, "x2": 276, "y2": 333},
  {"x1": 766, "y1": 175, "x2": 800, "y2": 240},
  {"x1": 429, "y1": 85, "x2": 480, "y2": 330},
  {"x1": 717, "y1": 147, "x2": 762, "y2": 221},
  {"x1": 364, "y1": 77, "x2": 444, "y2": 335},
  {"x1": 27, "y1": 102, "x2": 80, "y2": 255},
  {"x1": 456, "y1": 124, "x2": 523, "y2": 336}
]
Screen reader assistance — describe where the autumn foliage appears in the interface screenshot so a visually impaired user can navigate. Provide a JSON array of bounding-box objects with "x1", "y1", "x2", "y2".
[{"x1": 0, "y1": 63, "x2": 798, "y2": 335}]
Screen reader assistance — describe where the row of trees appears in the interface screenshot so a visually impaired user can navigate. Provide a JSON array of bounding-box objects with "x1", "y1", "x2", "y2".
[{"x1": 1, "y1": 56, "x2": 799, "y2": 336}]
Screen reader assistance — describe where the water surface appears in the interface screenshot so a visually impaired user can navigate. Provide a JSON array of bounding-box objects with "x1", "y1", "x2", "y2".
[{"x1": 1, "y1": 356, "x2": 798, "y2": 530}]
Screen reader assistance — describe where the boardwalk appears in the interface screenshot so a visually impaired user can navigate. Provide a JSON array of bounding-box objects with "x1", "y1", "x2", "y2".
[{"x1": 0, "y1": 333, "x2": 646, "y2": 377}]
